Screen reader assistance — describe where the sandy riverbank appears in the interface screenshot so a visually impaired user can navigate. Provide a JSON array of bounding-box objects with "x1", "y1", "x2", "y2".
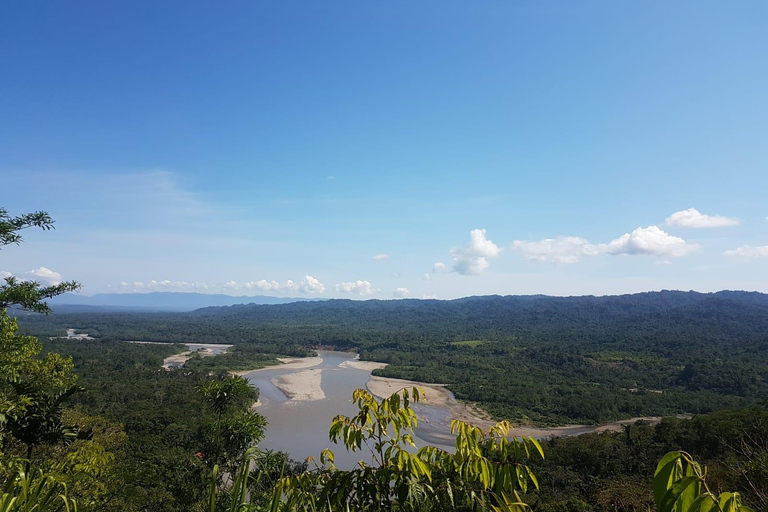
[
  {"x1": 339, "y1": 356, "x2": 388, "y2": 371},
  {"x1": 366, "y1": 375, "x2": 666, "y2": 438},
  {"x1": 232, "y1": 356, "x2": 323, "y2": 376},
  {"x1": 366, "y1": 376, "x2": 496, "y2": 429},
  {"x1": 271, "y1": 369, "x2": 326, "y2": 401}
]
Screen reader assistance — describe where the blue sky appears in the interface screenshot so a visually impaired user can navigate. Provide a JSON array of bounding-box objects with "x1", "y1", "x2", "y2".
[{"x1": 2, "y1": 1, "x2": 767, "y2": 299}]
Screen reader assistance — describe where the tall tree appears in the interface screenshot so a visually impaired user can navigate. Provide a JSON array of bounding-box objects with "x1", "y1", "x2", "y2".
[
  {"x1": 0, "y1": 208, "x2": 81, "y2": 471},
  {"x1": 0, "y1": 208, "x2": 80, "y2": 314}
]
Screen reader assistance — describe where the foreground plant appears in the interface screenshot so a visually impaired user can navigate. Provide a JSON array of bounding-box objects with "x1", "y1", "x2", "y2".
[
  {"x1": 0, "y1": 470, "x2": 76, "y2": 512},
  {"x1": 654, "y1": 451, "x2": 754, "y2": 512},
  {"x1": 276, "y1": 387, "x2": 544, "y2": 512}
]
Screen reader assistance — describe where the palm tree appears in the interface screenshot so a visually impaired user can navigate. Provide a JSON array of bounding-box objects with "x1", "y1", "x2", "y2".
[
  {"x1": 4, "y1": 379, "x2": 81, "y2": 469},
  {"x1": 197, "y1": 376, "x2": 255, "y2": 465}
]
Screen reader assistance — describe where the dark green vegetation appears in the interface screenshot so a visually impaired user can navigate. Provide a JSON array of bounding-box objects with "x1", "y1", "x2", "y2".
[
  {"x1": 532, "y1": 408, "x2": 768, "y2": 512},
  {"x1": 16, "y1": 337, "x2": 258, "y2": 511},
  {"x1": 6, "y1": 307, "x2": 768, "y2": 512},
  {"x1": 184, "y1": 344, "x2": 314, "y2": 373},
  {"x1": 18, "y1": 290, "x2": 768, "y2": 425}
]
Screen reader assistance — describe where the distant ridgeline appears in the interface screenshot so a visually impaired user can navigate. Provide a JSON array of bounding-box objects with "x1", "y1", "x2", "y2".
[{"x1": 18, "y1": 290, "x2": 768, "y2": 425}]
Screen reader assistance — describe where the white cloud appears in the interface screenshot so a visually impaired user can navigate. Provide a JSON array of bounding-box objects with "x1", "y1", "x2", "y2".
[
  {"x1": 285, "y1": 280, "x2": 299, "y2": 291},
  {"x1": 335, "y1": 280, "x2": 378, "y2": 295},
  {"x1": 393, "y1": 287, "x2": 409, "y2": 297},
  {"x1": 511, "y1": 237, "x2": 600, "y2": 264},
  {"x1": 244, "y1": 280, "x2": 281, "y2": 292},
  {"x1": 602, "y1": 225, "x2": 699, "y2": 258},
  {"x1": 119, "y1": 279, "x2": 213, "y2": 291},
  {"x1": 423, "y1": 273, "x2": 431, "y2": 281},
  {"x1": 450, "y1": 229, "x2": 500, "y2": 275},
  {"x1": 1, "y1": 270, "x2": 12, "y2": 280},
  {"x1": 422, "y1": 294, "x2": 438, "y2": 299},
  {"x1": 298, "y1": 275, "x2": 325, "y2": 294},
  {"x1": 225, "y1": 280, "x2": 239, "y2": 289},
  {"x1": 724, "y1": 245, "x2": 768, "y2": 260},
  {"x1": 665, "y1": 208, "x2": 740, "y2": 228},
  {"x1": 372, "y1": 254, "x2": 389, "y2": 261},
  {"x1": 433, "y1": 262, "x2": 447, "y2": 272},
  {"x1": 26, "y1": 267, "x2": 63, "y2": 285}
]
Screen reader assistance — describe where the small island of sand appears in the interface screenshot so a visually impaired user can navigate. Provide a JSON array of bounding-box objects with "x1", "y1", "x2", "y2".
[{"x1": 271, "y1": 368, "x2": 326, "y2": 401}]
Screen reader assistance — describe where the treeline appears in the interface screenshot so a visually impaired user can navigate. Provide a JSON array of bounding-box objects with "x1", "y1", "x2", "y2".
[{"x1": 16, "y1": 290, "x2": 768, "y2": 424}]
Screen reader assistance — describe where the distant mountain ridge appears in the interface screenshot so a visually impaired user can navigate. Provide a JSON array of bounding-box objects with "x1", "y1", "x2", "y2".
[
  {"x1": 189, "y1": 290, "x2": 768, "y2": 334},
  {"x1": 49, "y1": 291, "x2": 322, "y2": 311}
]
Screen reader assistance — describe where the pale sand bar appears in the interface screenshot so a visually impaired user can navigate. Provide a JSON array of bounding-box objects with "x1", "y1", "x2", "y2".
[
  {"x1": 271, "y1": 369, "x2": 326, "y2": 401},
  {"x1": 232, "y1": 356, "x2": 323, "y2": 376},
  {"x1": 366, "y1": 376, "x2": 496, "y2": 430},
  {"x1": 339, "y1": 357, "x2": 388, "y2": 371}
]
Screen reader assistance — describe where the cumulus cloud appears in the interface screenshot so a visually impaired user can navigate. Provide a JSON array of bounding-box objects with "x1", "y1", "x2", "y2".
[
  {"x1": 724, "y1": 245, "x2": 768, "y2": 260},
  {"x1": 393, "y1": 287, "x2": 409, "y2": 297},
  {"x1": 335, "y1": 280, "x2": 378, "y2": 295},
  {"x1": 665, "y1": 208, "x2": 740, "y2": 228},
  {"x1": 1, "y1": 270, "x2": 11, "y2": 279},
  {"x1": 602, "y1": 225, "x2": 699, "y2": 257},
  {"x1": 372, "y1": 254, "x2": 389, "y2": 261},
  {"x1": 512, "y1": 237, "x2": 601, "y2": 264},
  {"x1": 423, "y1": 273, "x2": 431, "y2": 281},
  {"x1": 451, "y1": 229, "x2": 500, "y2": 275},
  {"x1": 298, "y1": 275, "x2": 325, "y2": 294},
  {"x1": 433, "y1": 262, "x2": 447, "y2": 272},
  {"x1": 26, "y1": 267, "x2": 63, "y2": 285}
]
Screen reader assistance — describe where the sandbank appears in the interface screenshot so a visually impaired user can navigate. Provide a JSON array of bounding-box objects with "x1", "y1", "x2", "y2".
[
  {"x1": 271, "y1": 369, "x2": 326, "y2": 401},
  {"x1": 339, "y1": 356, "x2": 388, "y2": 371},
  {"x1": 232, "y1": 356, "x2": 323, "y2": 376},
  {"x1": 366, "y1": 376, "x2": 496, "y2": 430}
]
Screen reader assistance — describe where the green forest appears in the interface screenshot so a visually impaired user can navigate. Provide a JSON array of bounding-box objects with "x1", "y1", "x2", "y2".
[{"x1": 16, "y1": 290, "x2": 768, "y2": 425}]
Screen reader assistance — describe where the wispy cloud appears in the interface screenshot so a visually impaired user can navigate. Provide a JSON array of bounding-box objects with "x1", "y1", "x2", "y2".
[
  {"x1": 725, "y1": 245, "x2": 768, "y2": 260},
  {"x1": 512, "y1": 237, "x2": 600, "y2": 264}
]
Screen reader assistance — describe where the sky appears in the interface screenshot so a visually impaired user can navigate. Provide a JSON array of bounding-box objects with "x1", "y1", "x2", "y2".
[{"x1": 1, "y1": 1, "x2": 767, "y2": 299}]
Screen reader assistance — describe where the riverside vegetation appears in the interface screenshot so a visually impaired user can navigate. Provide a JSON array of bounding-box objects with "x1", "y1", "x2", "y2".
[{"x1": 2, "y1": 209, "x2": 767, "y2": 511}]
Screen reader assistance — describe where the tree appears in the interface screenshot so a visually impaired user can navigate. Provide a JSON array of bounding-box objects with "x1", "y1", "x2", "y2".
[
  {"x1": 0, "y1": 209, "x2": 55, "y2": 248},
  {"x1": 0, "y1": 311, "x2": 81, "y2": 469},
  {"x1": 197, "y1": 376, "x2": 263, "y2": 479},
  {"x1": 0, "y1": 208, "x2": 80, "y2": 314},
  {"x1": 1, "y1": 208, "x2": 82, "y2": 489}
]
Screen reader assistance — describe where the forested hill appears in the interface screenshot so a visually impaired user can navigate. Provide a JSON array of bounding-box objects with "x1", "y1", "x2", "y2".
[{"x1": 190, "y1": 290, "x2": 768, "y2": 342}]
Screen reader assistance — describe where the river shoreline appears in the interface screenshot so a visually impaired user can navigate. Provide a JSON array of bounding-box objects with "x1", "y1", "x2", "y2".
[{"x1": 155, "y1": 346, "x2": 670, "y2": 440}]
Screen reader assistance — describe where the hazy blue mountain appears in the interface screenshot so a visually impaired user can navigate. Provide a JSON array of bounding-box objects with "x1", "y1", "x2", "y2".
[{"x1": 48, "y1": 292, "x2": 321, "y2": 312}]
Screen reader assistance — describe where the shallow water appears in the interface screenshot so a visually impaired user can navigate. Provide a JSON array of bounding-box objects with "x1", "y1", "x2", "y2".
[{"x1": 242, "y1": 351, "x2": 455, "y2": 469}]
